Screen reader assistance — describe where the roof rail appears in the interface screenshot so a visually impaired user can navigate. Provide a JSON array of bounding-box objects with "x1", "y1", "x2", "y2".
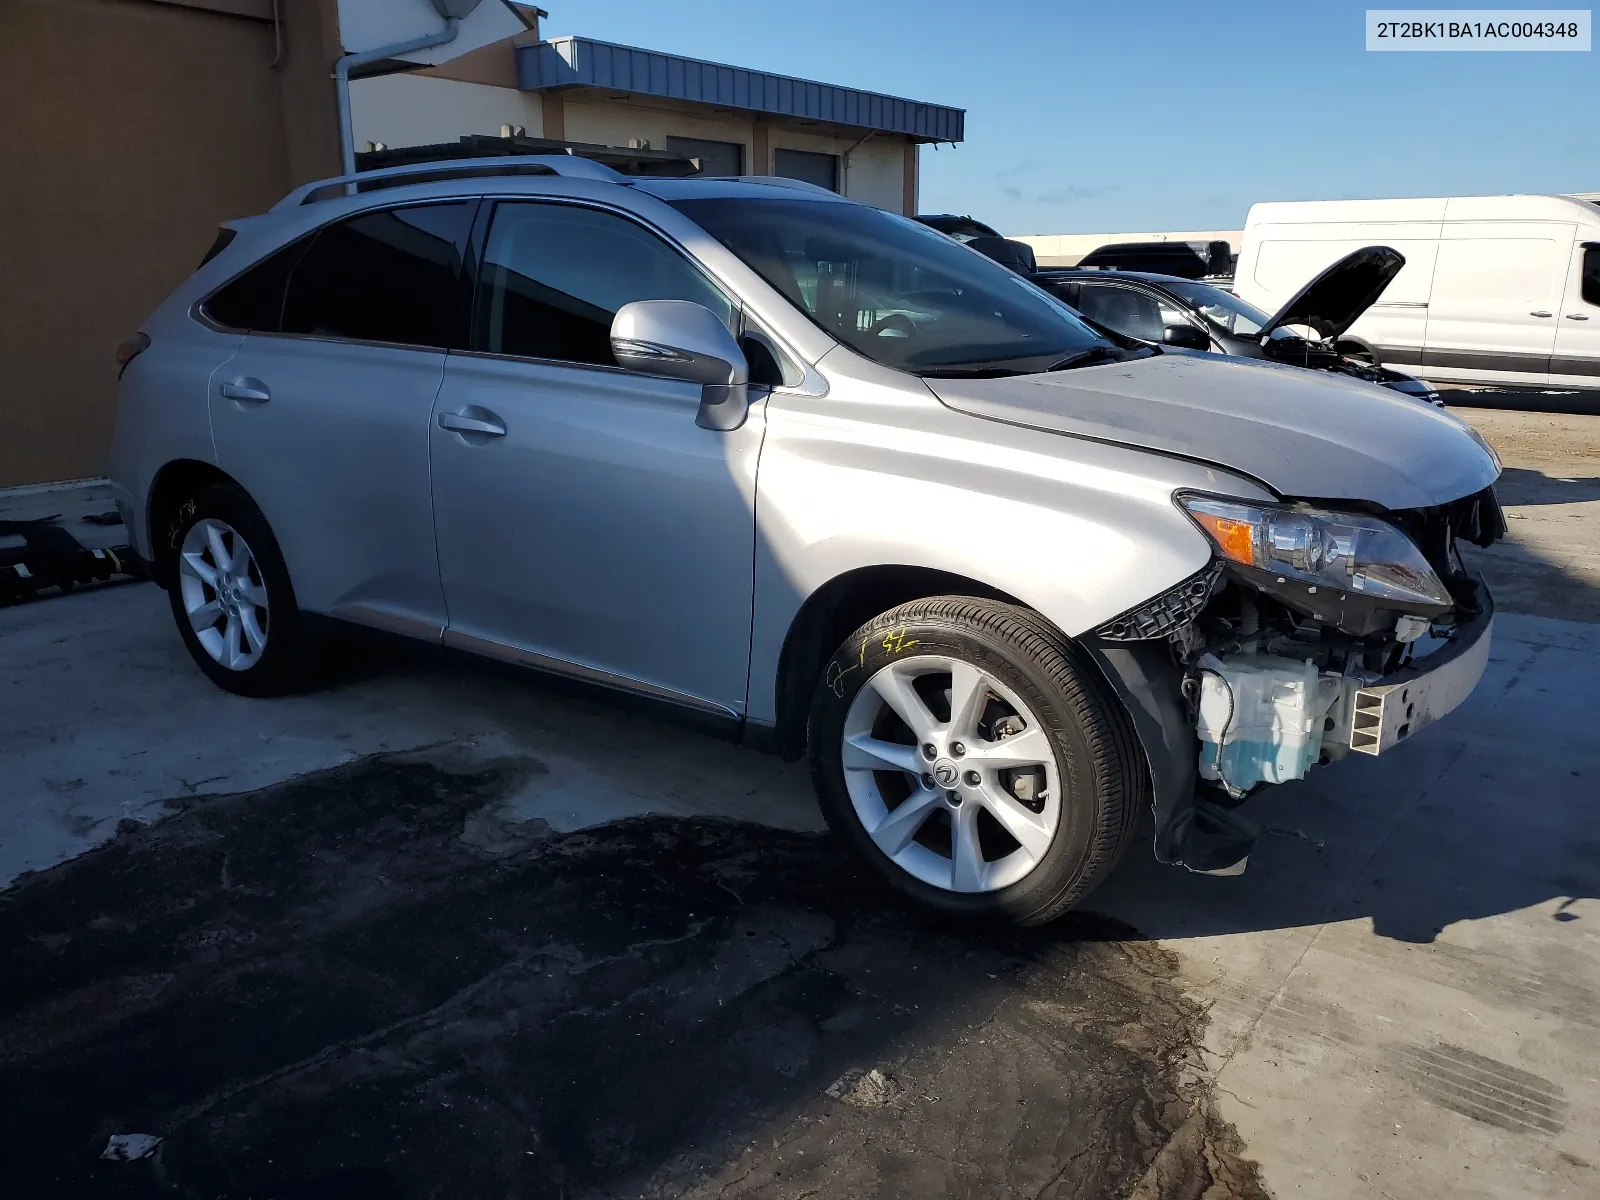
[{"x1": 273, "y1": 154, "x2": 626, "y2": 211}]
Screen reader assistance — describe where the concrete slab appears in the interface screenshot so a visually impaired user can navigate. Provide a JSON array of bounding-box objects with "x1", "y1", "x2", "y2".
[
  {"x1": 2, "y1": 583, "x2": 1595, "y2": 1198},
  {"x1": 0, "y1": 585, "x2": 823, "y2": 888},
  {"x1": 1, "y1": 406, "x2": 1595, "y2": 1195},
  {"x1": 1090, "y1": 613, "x2": 1600, "y2": 1200}
]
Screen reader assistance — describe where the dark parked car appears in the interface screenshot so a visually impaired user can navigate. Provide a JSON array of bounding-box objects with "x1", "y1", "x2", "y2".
[
  {"x1": 1031, "y1": 247, "x2": 1441, "y2": 403},
  {"x1": 914, "y1": 214, "x2": 1037, "y2": 274},
  {"x1": 1075, "y1": 239, "x2": 1235, "y2": 280}
]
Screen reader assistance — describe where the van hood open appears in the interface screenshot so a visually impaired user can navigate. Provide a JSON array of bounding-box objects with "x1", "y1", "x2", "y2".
[
  {"x1": 1259, "y1": 245, "x2": 1405, "y2": 342},
  {"x1": 926, "y1": 351, "x2": 1498, "y2": 511}
]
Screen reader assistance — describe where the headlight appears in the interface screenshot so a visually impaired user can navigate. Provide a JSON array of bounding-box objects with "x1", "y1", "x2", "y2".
[{"x1": 1178, "y1": 495, "x2": 1452, "y2": 609}]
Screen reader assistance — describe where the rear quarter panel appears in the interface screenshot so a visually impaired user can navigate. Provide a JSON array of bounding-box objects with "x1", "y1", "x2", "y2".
[{"x1": 107, "y1": 307, "x2": 241, "y2": 560}]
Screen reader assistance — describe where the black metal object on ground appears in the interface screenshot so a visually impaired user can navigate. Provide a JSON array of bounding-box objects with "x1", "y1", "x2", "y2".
[{"x1": 0, "y1": 516, "x2": 142, "y2": 606}]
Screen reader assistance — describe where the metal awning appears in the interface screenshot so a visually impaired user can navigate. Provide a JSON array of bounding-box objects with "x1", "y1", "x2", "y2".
[{"x1": 516, "y1": 37, "x2": 964, "y2": 143}]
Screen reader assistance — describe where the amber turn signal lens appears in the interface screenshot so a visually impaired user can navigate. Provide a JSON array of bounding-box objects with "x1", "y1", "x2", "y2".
[{"x1": 1190, "y1": 511, "x2": 1258, "y2": 566}]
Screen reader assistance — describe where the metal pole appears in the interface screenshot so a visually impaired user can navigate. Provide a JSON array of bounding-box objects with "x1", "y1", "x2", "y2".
[{"x1": 335, "y1": 18, "x2": 464, "y2": 190}]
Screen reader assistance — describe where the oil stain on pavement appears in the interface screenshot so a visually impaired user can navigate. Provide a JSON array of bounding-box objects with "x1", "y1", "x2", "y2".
[{"x1": 0, "y1": 749, "x2": 1268, "y2": 1199}]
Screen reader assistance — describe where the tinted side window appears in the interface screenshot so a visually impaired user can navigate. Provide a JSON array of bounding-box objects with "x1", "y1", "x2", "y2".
[
  {"x1": 477, "y1": 202, "x2": 733, "y2": 366},
  {"x1": 1583, "y1": 246, "x2": 1600, "y2": 307},
  {"x1": 1076, "y1": 284, "x2": 1166, "y2": 342},
  {"x1": 1038, "y1": 279, "x2": 1080, "y2": 307},
  {"x1": 280, "y1": 202, "x2": 474, "y2": 347},
  {"x1": 203, "y1": 238, "x2": 310, "y2": 332}
]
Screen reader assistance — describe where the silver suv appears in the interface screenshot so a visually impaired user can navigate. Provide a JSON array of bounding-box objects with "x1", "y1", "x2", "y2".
[{"x1": 110, "y1": 156, "x2": 1504, "y2": 924}]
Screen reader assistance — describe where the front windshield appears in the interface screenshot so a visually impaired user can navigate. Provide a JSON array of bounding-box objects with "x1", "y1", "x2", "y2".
[
  {"x1": 670, "y1": 197, "x2": 1111, "y2": 375},
  {"x1": 1163, "y1": 280, "x2": 1292, "y2": 340}
]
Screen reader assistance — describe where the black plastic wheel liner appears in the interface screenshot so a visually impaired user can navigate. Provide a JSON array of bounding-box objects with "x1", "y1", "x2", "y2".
[{"x1": 1081, "y1": 637, "x2": 1259, "y2": 874}]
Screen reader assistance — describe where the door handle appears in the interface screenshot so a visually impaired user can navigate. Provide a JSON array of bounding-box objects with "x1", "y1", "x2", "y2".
[
  {"x1": 1530, "y1": 311, "x2": 1553, "y2": 318},
  {"x1": 1568, "y1": 313, "x2": 1591, "y2": 320},
  {"x1": 437, "y1": 410, "x2": 506, "y2": 437},
  {"x1": 219, "y1": 378, "x2": 270, "y2": 403}
]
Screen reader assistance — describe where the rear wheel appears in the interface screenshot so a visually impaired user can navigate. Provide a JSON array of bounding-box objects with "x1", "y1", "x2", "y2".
[
  {"x1": 168, "y1": 484, "x2": 320, "y2": 697},
  {"x1": 808, "y1": 596, "x2": 1143, "y2": 925}
]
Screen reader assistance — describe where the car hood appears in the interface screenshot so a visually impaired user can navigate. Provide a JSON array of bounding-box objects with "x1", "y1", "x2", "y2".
[
  {"x1": 1259, "y1": 245, "x2": 1405, "y2": 341},
  {"x1": 926, "y1": 351, "x2": 1499, "y2": 510}
]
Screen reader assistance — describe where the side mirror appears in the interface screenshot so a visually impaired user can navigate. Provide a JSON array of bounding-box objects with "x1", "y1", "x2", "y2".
[
  {"x1": 610, "y1": 300, "x2": 750, "y2": 431},
  {"x1": 1162, "y1": 323, "x2": 1211, "y2": 351}
]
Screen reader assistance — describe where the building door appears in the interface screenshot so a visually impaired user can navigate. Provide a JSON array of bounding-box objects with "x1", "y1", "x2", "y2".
[
  {"x1": 665, "y1": 137, "x2": 745, "y2": 177},
  {"x1": 775, "y1": 148, "x2": 840, "y2": 193}
]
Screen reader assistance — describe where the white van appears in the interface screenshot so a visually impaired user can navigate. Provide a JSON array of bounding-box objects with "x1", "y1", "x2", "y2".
[{"x1": 1235, "y1": 195, "x2": 1600, "y2": 391}]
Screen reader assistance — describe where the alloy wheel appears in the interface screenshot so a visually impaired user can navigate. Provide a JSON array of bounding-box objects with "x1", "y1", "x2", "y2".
[
  {"x1": 840, "y1": 655, "x2": 1063, "y2": 893},
  {"x1": 177, "y1": 517, "x2": 270, "y2": 671}
]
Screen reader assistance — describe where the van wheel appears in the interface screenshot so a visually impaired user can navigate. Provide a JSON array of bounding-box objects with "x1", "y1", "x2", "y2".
[
  {"x1": 807, "y1": 597, "x2": 1142, "y2": 926},
  {"x1": 167, "y1": 484, "x2": 320, "y2": 697}
]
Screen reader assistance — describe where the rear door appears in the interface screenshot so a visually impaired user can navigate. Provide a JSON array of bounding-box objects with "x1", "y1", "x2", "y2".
[
  {"x1": 1422, "y1": 222, "x2": 1572, "y2": 387},
  {"x1": 206, "y1": 200, "x2": 476, "y2": 634},
  {"x1": 1551, "y1": 242, "x2": 1600, "y2": 390}
]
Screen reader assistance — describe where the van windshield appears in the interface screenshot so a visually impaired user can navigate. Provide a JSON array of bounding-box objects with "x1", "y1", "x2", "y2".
[{"x1": 670, "y1": 197, "x2": 1113, "y2": 376}]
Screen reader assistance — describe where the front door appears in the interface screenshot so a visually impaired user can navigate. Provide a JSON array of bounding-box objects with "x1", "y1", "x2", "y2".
[
  {"x1": 1551, "y1": 242, "x2": 1600, "y2": 390},
  {"x1": 430, "y1": 200, "x2": 761, "y2": 716},
  {"x1": 1423, "y1": 222, "x2": 1572, "y2": 387},
  {"x1": 207, "y1": 201, "x2": 476, "y2": 633}
]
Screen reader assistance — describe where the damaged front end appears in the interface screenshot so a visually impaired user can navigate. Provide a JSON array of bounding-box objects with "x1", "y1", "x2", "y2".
[
  {"x1": 1262, "y1": 338, "x2": 1442, "y2": 405},
  {"x1": 1086, "y1": 486, "x2": 1505, "y2": 875}
]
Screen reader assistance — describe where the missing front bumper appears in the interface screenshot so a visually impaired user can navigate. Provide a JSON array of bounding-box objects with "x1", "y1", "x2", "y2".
[{"x1": 1344, "y1": 603, "x2": 1494, "y2": 755}]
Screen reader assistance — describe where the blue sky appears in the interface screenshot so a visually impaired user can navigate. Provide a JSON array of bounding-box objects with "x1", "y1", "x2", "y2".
[{"x1": 542, "y1": 0, "x2": 1596, "y2": 235}]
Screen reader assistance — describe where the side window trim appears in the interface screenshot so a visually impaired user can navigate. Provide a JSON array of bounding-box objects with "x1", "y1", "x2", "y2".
[{"x1": 465, "y1": 197, "x2": 736, "y2": 371}]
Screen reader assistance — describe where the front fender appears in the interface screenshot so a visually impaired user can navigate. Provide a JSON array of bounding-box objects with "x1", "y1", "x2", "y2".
[{"x1": 746, "y1": 371, "x2": 1272, "y2": 726}]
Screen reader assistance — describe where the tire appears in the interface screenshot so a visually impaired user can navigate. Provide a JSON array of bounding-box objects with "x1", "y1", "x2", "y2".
[
  {"x1": 166, "y1": 483, "x2": 321, "y2": 697},
  {"x1": 808, "y1": 596, "x2": 1145, "y2": 926}
]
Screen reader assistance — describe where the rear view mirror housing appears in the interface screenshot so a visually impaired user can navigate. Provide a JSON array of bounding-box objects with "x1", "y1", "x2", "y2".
[
  {"x1": 610, "y1": 300, "x2": 751, "y2": 430},
  {"x1": 1162, "y1": 323, "x2": 1211, "y2": 351}
]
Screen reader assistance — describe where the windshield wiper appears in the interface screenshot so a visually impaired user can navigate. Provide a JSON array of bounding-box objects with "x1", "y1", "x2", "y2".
[
  {"x1": 1045, "y1": 345, "x2": 1127, "y2": 371},
  {"x1": 917, "y1": 363, "x2": 1032, "y2": 378}
]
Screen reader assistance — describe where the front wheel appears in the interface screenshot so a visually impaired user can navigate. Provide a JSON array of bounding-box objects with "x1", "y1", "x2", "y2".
[{"x1": 808, "y1": 597, "x2": 1144, "y2": 926}]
